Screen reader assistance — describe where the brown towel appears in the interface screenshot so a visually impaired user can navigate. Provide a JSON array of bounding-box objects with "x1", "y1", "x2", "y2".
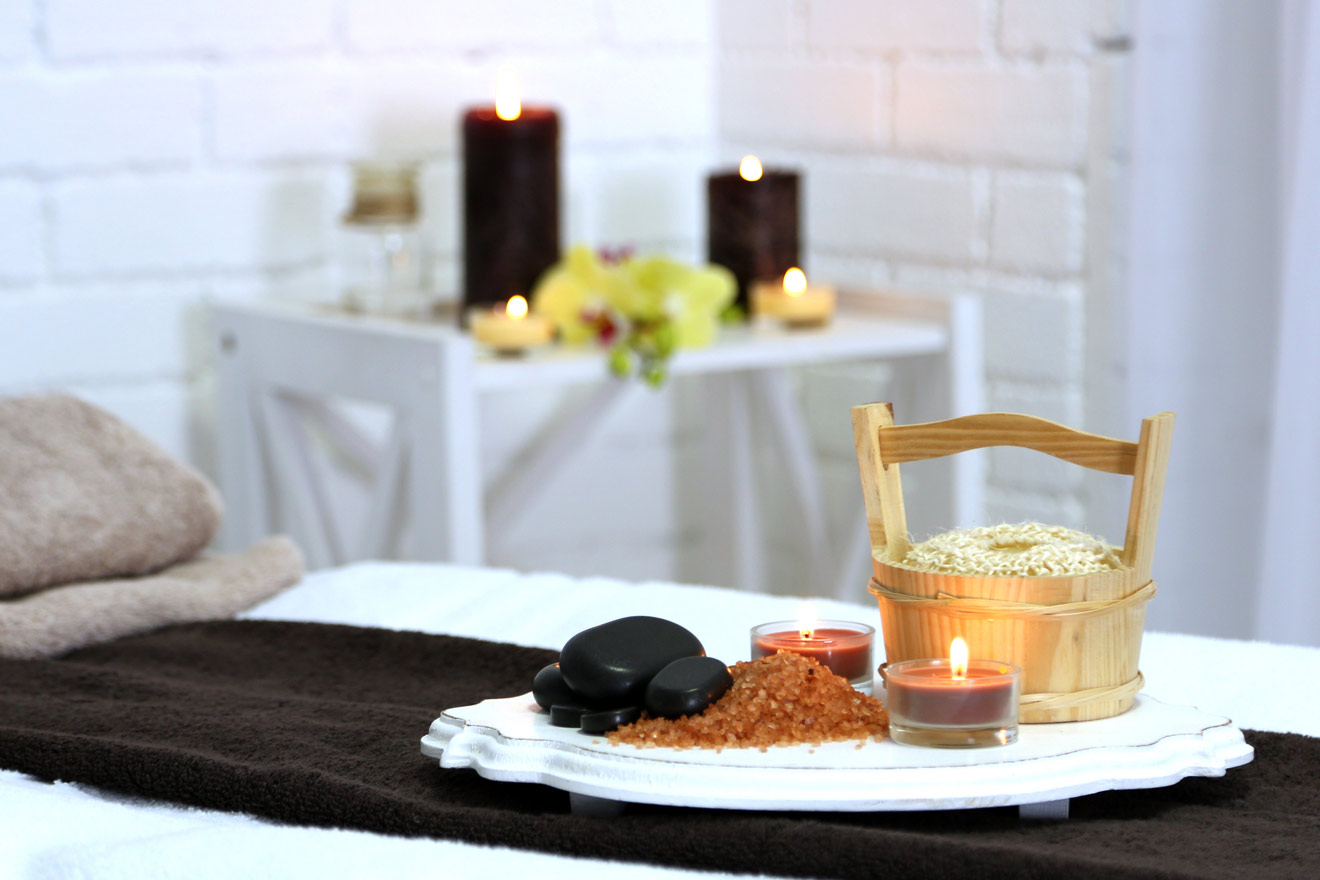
[
  {"x1": 0, "y1": 394, "x2": 223, "y2": 597},
  {"x1": 0, "y1": 537, "x2": 303, "y2": 659}
]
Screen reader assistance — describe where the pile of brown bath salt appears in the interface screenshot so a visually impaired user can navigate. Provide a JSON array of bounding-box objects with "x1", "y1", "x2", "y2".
[{"x1": 608, "y1": 651, "x2": 889, "y2": 751}]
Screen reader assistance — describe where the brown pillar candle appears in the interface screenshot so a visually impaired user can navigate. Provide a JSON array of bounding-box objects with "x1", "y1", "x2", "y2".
[
  {"x1": 707, "y1": 155, "x2": 800, "y2": 312},
  {"x1": 462, "y1": 70, "x2": 560, "y2": 313}
]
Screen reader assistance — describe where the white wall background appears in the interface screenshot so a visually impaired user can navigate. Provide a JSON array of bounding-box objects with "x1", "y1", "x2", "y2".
[{"x1": 0, "y1": 3, "x2": 1173, "y2": 623}]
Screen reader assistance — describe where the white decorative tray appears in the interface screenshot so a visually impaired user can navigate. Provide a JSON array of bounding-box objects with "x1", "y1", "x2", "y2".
[{"x1": 420, "y1": 693, "x2": 1253, "y2": 818}]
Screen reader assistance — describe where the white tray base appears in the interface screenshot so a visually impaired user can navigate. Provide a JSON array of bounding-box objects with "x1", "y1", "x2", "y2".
[{"x1": 421, "y1": 693, "x2": 1252, "y2": 818}]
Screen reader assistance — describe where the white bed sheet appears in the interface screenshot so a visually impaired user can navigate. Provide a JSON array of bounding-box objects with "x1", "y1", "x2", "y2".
[{"x1": 3, "y1": 562, "x2": 1316, "y2": 880}]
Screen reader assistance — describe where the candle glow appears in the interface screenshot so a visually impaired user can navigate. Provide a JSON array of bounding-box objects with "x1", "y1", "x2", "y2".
[
  {"x1": 950, "y1": 637, "x2": 969, "y2": 680},
  {"x1": 495, "y1": 68, "x2": 521, "y2": 121},
  {"x1": 505, "y1": 294, "x2": 529, "y2": 319},
  {"x1": 738, "y1": 155, "x2": 763, "y2": 182},
  {"x1": 797, "y1": 600, "x2": 819, "y2": 639},
  {"x1": 783, "y1": 267, "x2": 807, "y2": 297}
]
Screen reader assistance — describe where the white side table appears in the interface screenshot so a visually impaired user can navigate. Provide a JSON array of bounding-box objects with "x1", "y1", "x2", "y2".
[{"x1": 211, "y1": 291, "x2": 983, "y2": 597}]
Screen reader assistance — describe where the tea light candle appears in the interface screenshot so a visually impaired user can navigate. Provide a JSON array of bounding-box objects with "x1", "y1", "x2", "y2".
[
  {"x1": 750, "y1": 267, "x2": 836, "y2": 328},
  {"x1": 882, "y1": 638, "x2": 1021, "y2": 748},
  {"x1": 468, "y1": 295, "x2": 553, "y2": 354},
  {"x1": 750, "y1": 619, "x2": 875, "y2": 693}
]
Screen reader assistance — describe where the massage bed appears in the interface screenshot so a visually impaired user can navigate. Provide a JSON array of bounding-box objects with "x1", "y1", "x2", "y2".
[{"x1": 2, "y1": 562, "x2": 1317, "y2": 880}]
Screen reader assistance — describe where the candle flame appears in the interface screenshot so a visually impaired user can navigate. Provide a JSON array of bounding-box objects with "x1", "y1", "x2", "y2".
[
  {"x1": 738, "y1": 155, "x2": 763, "y2": 182},
  {"x1": 506, "y1": 295, "x2": 528, "y2": 319},
  {"x1": 783, "y1": 267, "x2": 807, "y2": 297},
  {"x1": 950, "y1": 637, "x2": 969, "y2": 680},
  {"x1": 495, "y1": 68, "x2": 521, "y2": 121},
  {"x1": 797, "y1": 600, "x2": 818, "y2": 639}
]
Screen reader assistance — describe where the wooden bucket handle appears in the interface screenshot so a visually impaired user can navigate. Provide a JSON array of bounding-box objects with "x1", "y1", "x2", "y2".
[{"x1": 851, "y1": 405, "x2": 1174, "y2": 582}]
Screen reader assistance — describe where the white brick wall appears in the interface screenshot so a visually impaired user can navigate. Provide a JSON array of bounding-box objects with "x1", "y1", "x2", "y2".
[
  {"x1": 809, "y1": 163, "x2": 979, "y2": 262},
  {"x1": 0, "y1": 70, "x2": 202, "y2": 171},
  {"x1": 45, "y1": 0, "x2": 336, "y2": 59},
  {"x1": 806, "y1": 0, "x2": 986, "y2": 54},
  {"x1": 895, "y1": 63, "x2": 1088, "y2": 167},
  {"x1": 51, "y1": 172, "x2": 332, "y2": 276},
  {"x1": 0, "y1": 1, "x2": 35, "y2": 64},
  {"x1": 0, "y1": 179, "x2": 43, "y2": 282},
  {"x1": 716, "y1": 0, "x2": 1130, "y2": 538},
  {"x1": 342, "y1": 0, "x2": 602, "y2": 53},
  {"x1": 720, "y1": 61, "x2": 889, "y2": 148},
  {"x1": 0, "y1": 0, "x2": 1131, "y2": 589},
  {"x1": 990, "y1": 171, "x2": 1086, "y2": 273}
]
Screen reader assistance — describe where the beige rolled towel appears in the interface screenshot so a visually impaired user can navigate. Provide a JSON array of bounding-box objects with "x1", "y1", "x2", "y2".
[
  {"x1": 0, "y1": 394, "x2": 223, "y2": 598},
  {"x1": 0, "y1": 536, "x2": 304, "y2": 659}
]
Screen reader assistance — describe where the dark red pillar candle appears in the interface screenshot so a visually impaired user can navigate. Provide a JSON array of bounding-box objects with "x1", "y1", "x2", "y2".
[
  {"x1": 707, "y1": 163, "x2": 800, "y2": 311},
  {"x1": 462, "y1": 105, "x2": 560, "y2": 312}
]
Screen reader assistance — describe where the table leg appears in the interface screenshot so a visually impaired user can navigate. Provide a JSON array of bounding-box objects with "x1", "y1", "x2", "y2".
[
  {"x1": 410, "y1": 338, "x2": 484, "y2": 564},
  {"x1": 1019, "y1": 798, "x2": 1070, "y2": 820},
  {"x1": 569, "y1": 792, "x2": 626, "y2": 817},
  {"x1": 752, "y1": 369, "x2": 832, "y2": 587}
]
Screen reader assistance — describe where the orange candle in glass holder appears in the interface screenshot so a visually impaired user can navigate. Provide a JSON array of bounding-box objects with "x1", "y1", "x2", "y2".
[
  {"x1": 750, "y1": 618, "x2": 874, "y2": 692},
  {"x1": 883, "y1": 638, "x2": 1021, "y2": 748}
]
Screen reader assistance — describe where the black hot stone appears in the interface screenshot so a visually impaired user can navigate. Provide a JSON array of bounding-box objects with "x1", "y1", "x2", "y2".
[
  {"x1": 579, "y1": 705, "x2": 642, "y2": 734},
  {"x1": 559, "y1": 616, "x2": 704, "y2": 705},
  {"x1": 532, "y1": 663, "x2": 578, "y2": 711},
  {"x1": 644, "y1": 656, "x2": 734, "y2": 720},
  {"x1": 549, "y1": 704, "x2": 588, "y2": 728}
]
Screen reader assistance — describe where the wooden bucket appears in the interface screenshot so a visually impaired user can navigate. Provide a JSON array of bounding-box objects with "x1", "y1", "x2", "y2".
[{"x1": 852, "y1": 405, "x2": 1174, "y2": 723}]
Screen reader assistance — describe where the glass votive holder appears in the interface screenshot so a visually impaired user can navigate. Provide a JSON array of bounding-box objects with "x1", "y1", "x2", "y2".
[
  {"x1": 882, "y1": 658, "x2": 1021, "y2": 748},
  {"x1": 749, "y1": 620, "x2": 875, "y2": 693}
]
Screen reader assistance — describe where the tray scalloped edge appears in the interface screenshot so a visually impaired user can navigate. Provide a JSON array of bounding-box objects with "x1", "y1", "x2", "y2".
[{"x1": 421, "y1": 694, "x2": 1254, "y2": 812}]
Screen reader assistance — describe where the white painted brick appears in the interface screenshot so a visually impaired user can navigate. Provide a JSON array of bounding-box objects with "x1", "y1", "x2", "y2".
[
  {"x1": 0, "y1": 71, "x2": 201, "y2": 171},
  {"x1": 985, "y1": 381, "x2": 1088, "y2": 493},
  {"x1": 0, "y1": 179, "x2": 43, "y2": 282},
  {"x1": 1000, "y1": 0, "x2": 1091, "y2": 55},
  {"x1": 213, "y1": 64, "x2": 347, "y2": 162},
  {"x1": 983, "y1": 286, "x2": 1083, "y2": 381},
  {"x1": 416, "y1": 159, "x2": 459, "y2": 260},
  {"x1": 569, "y1": 150, "x2": 705, "y2": 252},
  {"x1": 895, "y1": 63, "x2": 1088, "y2": 166},
  {"x1": 51, "y1": 172, "x2": 331, "y2": 277},
  {"x1": 68, "y1": 380, "x2": 207, "y2": 472},
  {"x1": 809, "y1": 165, "x2": 978, "y2": 262},
  {"x1": 1090, "y1": 53, "x2": 1130, "y2": 163},
  {"x1": 1092, "y1": 0, "x2": 1135, "y2": 44},
  {"x1": 985, "y1": 487, "x2": 1088, "y2": 533},
  {"x1": 46, "y1": 0, "x2": 334, "y2": 59},
  {"x1": 0, "y1": 0, "x2": 35, "y2": 63},
  {"x1": 0, "y1": 286, "x2": 199, "y2": 388},
  {"x1": 344, "y1": 62, "x2": 477, "y2": 158},
  {"x1": 807, "y1": 0, "x2": 984, "y2": 53},
  {"x1": 720, "y1": 61, "x2": 887, "y2": 148},
  {"x1": 987, "y1": 381, "x2": 1083, "y2": 425},
  {"x1": 344, "y1": 0, "x2": 600, "y2": 52},
  {"x1": 717, "y1": 0, "x2": 800, "y2": 50},
  {"x1": 805, "y1": 253, "x2": 891, "y2": 293},
  {"x1": 528, "y1": 56, "x2": 711, "y2": 146},
  {"x1": 989, "y1": 429, "x2": 1086, "y2": 492},
  {"x1": 991, "y1": 172, "x2": 1085, "y2": 273},
  {"x1": 609, "y1": 0, "x2": 713, "y2": 47},
  {"x1": 348, "y1": 56, "x2": 708, "y2": 154}
]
